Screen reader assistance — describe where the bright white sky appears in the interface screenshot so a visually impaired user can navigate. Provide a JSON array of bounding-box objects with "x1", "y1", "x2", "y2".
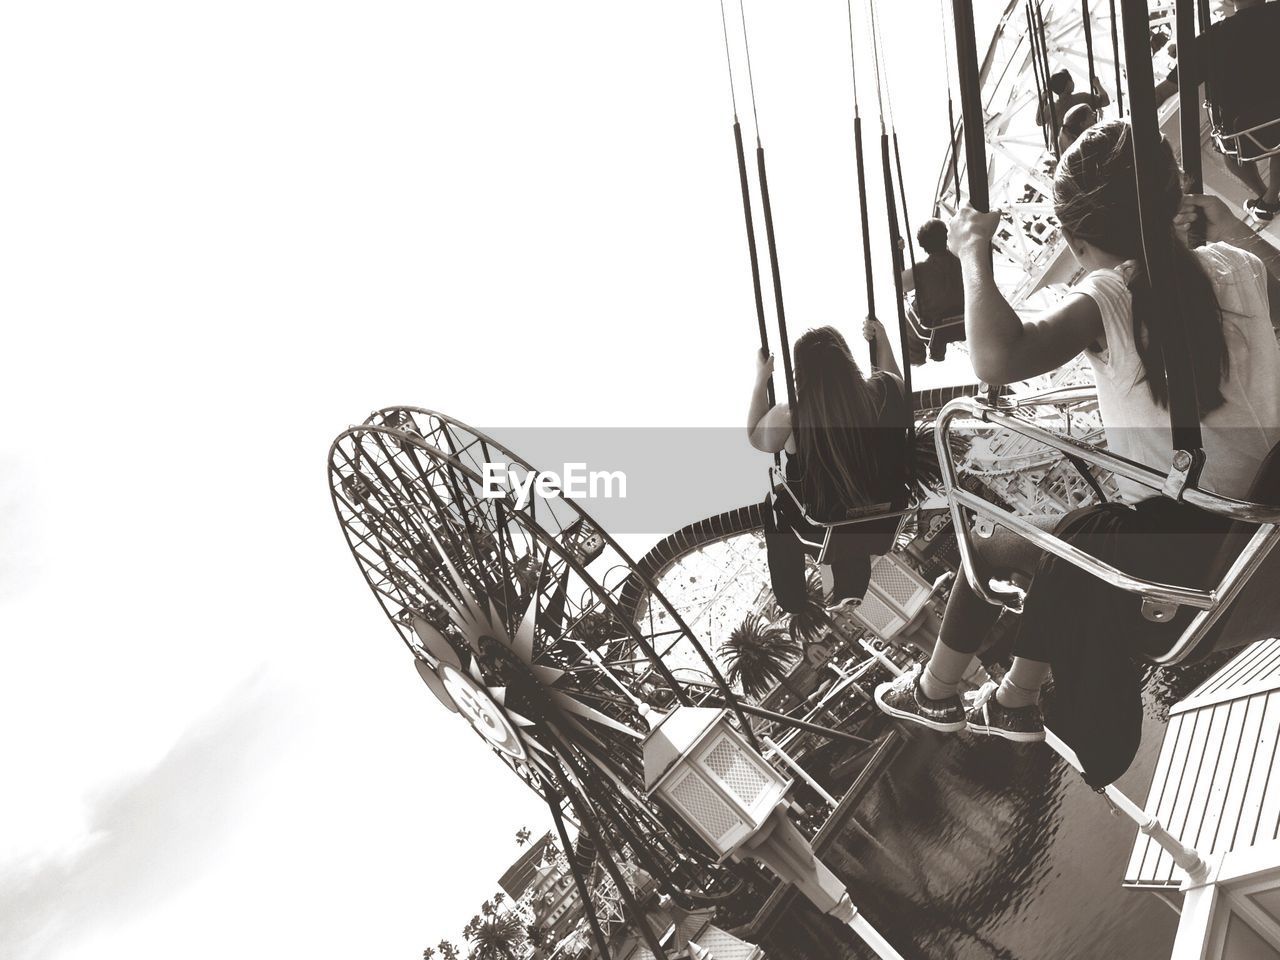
[{"x1": 0, "y1": 2, "x2": 993, "y2": 957}]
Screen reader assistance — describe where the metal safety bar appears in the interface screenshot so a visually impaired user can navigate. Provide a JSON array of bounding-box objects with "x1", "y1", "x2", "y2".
[
  {"x1": 943, "y1": 392, "x2": 1280, "y2": 525},
  {"x1": 1212, "y1": 119, "x2": 1280, "y2": 164},
  {"x1": 770, "y1": 466, "x2": 912, "y2": 535},
  {"x1": 934, "y1": 393, "x2": 1280, "y2": 664},
  {"x1": 904, "y1": 298, "x2": 965, "y2": 342}
]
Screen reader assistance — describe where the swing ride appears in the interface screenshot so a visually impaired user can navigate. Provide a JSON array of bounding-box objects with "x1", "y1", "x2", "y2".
[{"x1": 331, "y1": 0, "x2": 1280, "y2": 957}]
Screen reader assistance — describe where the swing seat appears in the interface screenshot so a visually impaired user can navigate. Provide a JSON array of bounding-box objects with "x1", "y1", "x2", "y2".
[
  {"x1": 933, "y1": 389, "x2": 1280, "y2": 668},
  {"x1": 769, "y1": 466, "x2": 909, "y2": 566},
  {"x1": 1137, "y1": 439, "x2": 1280, "y2": 664},
  {"x1": 905, "y1": 295, "x2": 965, "y2": 363},
  {"x1": 904, "y1": 294, "x2": 964, "y2": 339},
  {"x1": 1200, "y1": 3, "x2": 1280, "y2": 163}
]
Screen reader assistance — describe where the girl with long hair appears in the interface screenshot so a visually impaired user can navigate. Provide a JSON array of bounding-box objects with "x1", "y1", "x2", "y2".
[
  {"x1": 876, "y1": 119, "x2": 1280, "y2": 742},
  {"x1": 747, "y1": 318, "x2": 911, "y2": 607}
]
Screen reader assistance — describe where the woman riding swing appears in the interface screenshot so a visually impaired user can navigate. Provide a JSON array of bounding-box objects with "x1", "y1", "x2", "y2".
[
  {"x1": 747, "y1": 319, "x2": 913, "y2": 612},
  {"x1": 875, "y1": 120, "x2": 1280, "y2": 754}
]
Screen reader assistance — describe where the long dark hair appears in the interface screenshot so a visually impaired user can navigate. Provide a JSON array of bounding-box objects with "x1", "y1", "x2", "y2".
[
  {"x1": 1053, "y1": 119, "x2": 1228, "y2": 411},
  {"x1": 792, "y1": 326, "x2": 900, "y2": 517}
]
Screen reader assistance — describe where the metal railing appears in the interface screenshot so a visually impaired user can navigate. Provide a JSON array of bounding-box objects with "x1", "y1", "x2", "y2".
[{"x1": 935, "y1": 389, "x2": 1280, "y2": 664}]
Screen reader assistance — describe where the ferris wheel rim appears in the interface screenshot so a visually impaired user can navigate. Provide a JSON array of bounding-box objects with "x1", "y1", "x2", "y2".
[
  {"x1": 327, "y1": 424, "x2": 554, "y2": 793},
  {"x1": 331, "y1": 423, "x2": 690, "y2": 711},
  {"x1": 360, "y1": 405, "x2": 763, "y2": 748},
  {"x1": 329, "y1": 416, "x2": 753, "y2": 905}
]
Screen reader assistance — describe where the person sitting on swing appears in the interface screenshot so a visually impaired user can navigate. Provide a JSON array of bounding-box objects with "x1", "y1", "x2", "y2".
[
  {"x1": 1201, "y1": 1, "x2": 1280, "y2": 225},
  {"x1": 1037, "y1": 69, "x2": 1109, "y2": 136},
  {"x1": 902, "y1": 218, "x2": 966, "y2": 361},
  {"x1": 875, "y1": 119, "x2": 1280, "y2": 743},
  {"x1": 1057, "y1": 102, "x2": 1097, "y2": 155},
  {"x1": 747, "y1": 320, "x2": 911, "y2": 610}
]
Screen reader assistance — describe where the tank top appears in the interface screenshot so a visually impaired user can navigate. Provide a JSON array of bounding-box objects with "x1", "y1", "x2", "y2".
[
  {"x1": 1070, "y1": 242, "x2": 1280, "y2": 502},
  {"x1": 787, "y1": 372, "x2": 911, "y2": 522}
]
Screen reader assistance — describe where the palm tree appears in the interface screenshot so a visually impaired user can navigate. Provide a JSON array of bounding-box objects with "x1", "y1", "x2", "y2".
[
  {"x1": 910, "y1": 423, "x2": 946, "y2": 498},
  {"x1": 784, "y1": 575, "x2": 829, "y2": 647},
  {"x1": 468, "y1": 912, "x2": 525, "y2": 960},
  {"x1": 515, "y1": 826, "x2": 532, "y2": 846},
  {"x1": 720, "y1": 613, "x2": 803, "y2": 701}
]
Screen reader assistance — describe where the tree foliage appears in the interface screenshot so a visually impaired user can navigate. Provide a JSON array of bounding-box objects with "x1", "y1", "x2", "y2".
[
  {"x1": 468, "y1": 912, "x2": 526, "y2": 960},
  {"x1": 720, "y1": 613, "x2": 803, "y2": 700}
]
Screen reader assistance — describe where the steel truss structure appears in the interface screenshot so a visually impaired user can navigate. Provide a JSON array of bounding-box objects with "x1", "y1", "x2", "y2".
[
  {"x1": 329, "y1": 407, "x2": 787, "y2": 958},
  {"x1": 936, "y1": 0, "x2": 1179, "y2": 306}
]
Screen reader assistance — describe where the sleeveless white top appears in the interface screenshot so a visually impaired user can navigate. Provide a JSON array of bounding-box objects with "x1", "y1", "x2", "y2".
[{"x1": 1069, "y1": 242, "x2": 1280, "y2": 502}]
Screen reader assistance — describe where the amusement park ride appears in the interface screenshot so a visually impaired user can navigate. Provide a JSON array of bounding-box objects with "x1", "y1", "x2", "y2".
[{"x1": 331, "y1": 0, "x2": 1280, "y2": 958}]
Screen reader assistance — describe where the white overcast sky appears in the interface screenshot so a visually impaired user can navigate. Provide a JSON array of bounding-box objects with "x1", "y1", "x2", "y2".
[{"x1": 0, "y1": 1, "x2": 995, "y2": 957}]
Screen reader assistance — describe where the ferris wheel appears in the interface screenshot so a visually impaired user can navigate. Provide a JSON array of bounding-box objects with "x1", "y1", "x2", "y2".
[{"x1": 327, "y1": 407, "x2": 771, "y2": 927}]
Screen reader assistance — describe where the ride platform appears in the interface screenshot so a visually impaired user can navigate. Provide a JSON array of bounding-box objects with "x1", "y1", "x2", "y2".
[{"x1": 1124, "y1": 638, "x2": 1280, "y2": 956}]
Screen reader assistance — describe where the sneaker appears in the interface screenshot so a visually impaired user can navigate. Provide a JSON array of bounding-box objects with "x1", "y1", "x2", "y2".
[
  {"x1": 826, "y1": 596, "x2": 861, "y2": 620},
  {"x1": 874, "y1": 663, "x2": 967, "y2": 733},
  {"x1": 964, "y1": 681, "x2": 1045, "y2": 743},
  {"x1": 1244, "y1": 197, "x2": 1279, "y2": 223}
]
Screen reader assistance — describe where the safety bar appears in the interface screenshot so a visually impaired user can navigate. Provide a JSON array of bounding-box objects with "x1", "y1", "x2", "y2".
[
  {"x1": 770, "y1": 467, "x2": 911, "y2": 531},
  {"x1": 934, "y1": 394, "x2": 1280, "y2": 662},
  {"x1": 951, "y1": 392, "x2": 1280, "y2": 525},
  {"x1": 1004, "y1": 384, "x2": 1099, "y2": 409},
  {"x1": 904, "y1": 298, "x2": 965, "y2": 341},
  {"x1": 1211, "y1": 119, "x2": 1280, "y2": 164}
]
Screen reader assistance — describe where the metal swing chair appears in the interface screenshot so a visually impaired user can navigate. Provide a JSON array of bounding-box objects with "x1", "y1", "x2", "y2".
[
  {"x1": 904, "y1": 295, "x2": 966, "y2": 364},
  {"x1": 719, "y1": 0, "x2": 946, "y2": 649},
  {"x1": 936, "y1": 0, "x2": 1280, "y2": 668},
  {"x1": 899, "y1": 0, "x2": 969, "y2": 367},
  {"x1": 1199, "y1": 0, "x2": 1280, "y2": 165}
]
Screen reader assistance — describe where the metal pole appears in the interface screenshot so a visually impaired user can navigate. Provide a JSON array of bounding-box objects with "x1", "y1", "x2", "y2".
[
  {"x1": 848, "y1": 915, "x2": 907, "y2": 960},
  {"x1": 1118, "y1": 0, "x2": 1206, "y2": 472},
  {"x1": 947, "y1": 100, "x2": 962, "y2": 206},
  {"x1": 1108, "y1": 0, "x2": 1124, "y2": 115},
  {"x1": 1176, "y1": 0, "x2": 1203, "y2": 192},
  {"x1": 1044, "y1": 729, "x2": 1210, "y2": 884},
  {"x1": 735, "y1": 700, "x2": 878, "y2": 746},
  {"x1": 734, "y1": 119, "x2": 776, "y2": 412},
  {"x1": 880, "y1": 132, "x2": 915, "y2": 476},
  {"x1": 950, "y1": 0, "x2": 989, "y2": 211},
  {"x1": 559, "y1": 778, "x2": 670, "y2": 959},
  {"x1": 1027, "y1": 6, "x2": 1052, "y2": 152},
  {"x1": 855, "y1": 116, "x2": 881, "y2": 370},
  {"x1": 757, "y1": 146, "x2": 797, "y2": 410},
  {"x1": 892, "y1": 132, "x2": 916, "y2": 268},
  {"x1": 1082, "y1": 0, "x2": 1100, "y2": 107},
  {"x1": 1034, "y1": 2, "x2": 1060, "y2": 156},
  {"x1": 547, "y1": 792, "x2": 613, "y2": 960},
  {"x1": 764, "y1": 736, "x2": 841, "y2": 808}
]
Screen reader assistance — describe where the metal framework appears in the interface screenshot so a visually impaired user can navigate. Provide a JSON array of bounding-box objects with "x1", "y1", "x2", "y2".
[
  {"x1": 934, "y1": 388, "x2": 1280, "y2": 664},
  {"x1": 937, "y1": 0, "x2": 1179, "y2": 306},
  {"x1": 329, "y1": 408, "x2": 772, "y2": 960},
  {"x1": 329, "y1": 408, "x2": 915, "y2": 956}
]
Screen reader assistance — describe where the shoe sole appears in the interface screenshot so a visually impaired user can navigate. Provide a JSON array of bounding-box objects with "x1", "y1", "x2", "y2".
[
  {"x1": 874, "y1": 687, "x2": 967, "y2": 733},
  {"x1": 966, "y1": 719, "x2": 1045, "y2": 743},
  {"x1": 1244, "y1": 203, "x2": 1276, "y2": 223}
]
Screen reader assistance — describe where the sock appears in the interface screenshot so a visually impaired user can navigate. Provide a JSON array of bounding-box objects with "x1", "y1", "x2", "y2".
[
  {"x1": 996, "y1": 657, "x2": 1051, "y2": 708},
  {"x1": 918, "y1": 640, "x2": 974, "y2": 701}
]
